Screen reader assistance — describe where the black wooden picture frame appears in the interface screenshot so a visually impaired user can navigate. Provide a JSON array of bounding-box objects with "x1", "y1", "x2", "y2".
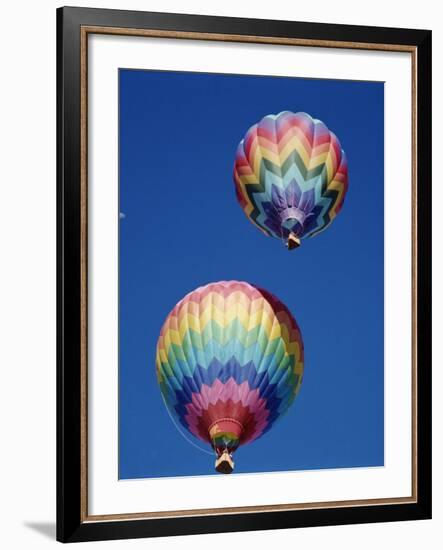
[{"x1": 57, "y1": 6, "x2": 431, "y2": 543}]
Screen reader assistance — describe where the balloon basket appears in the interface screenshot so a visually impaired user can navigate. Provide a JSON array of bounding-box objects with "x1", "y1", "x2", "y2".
[
  {"x1": 215, "y1": 451, "x2": 234, "y2": 474},
  {"x1": 287, "y1": 233, "x2": 301, "y2": 250}
]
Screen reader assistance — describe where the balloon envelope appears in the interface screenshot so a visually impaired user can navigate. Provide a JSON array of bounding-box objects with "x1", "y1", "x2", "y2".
[
  {"x1": 233, "y1": 111, "x2": 349, "y2": 248},
  {"x1": 156, "y1": 281, "x2": 304, "y2": 468}
]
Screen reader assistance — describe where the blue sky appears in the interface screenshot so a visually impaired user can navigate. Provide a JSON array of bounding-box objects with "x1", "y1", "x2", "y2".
[{"x1": 119, "y1": 69, "x2": 384, "y2": 479}]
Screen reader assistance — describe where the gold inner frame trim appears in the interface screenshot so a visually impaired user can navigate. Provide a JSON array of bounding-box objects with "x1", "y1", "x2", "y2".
[{"x1": 79, "y1": 25, "x2": 418, "y2": 523}]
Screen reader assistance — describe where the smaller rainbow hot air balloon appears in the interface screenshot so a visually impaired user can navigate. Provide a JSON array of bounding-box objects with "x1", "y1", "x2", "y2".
[
  {"x1": 234, "y1": 111, "x2": 349, "y2": 250},
  {"x1": 156, "y1": 281, "x2": 304, "y2": 474}
]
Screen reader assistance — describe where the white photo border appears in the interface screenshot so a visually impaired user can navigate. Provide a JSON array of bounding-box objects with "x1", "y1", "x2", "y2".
[{"x1": 87, "y1": 33, "x2": 412, "y2": 516}]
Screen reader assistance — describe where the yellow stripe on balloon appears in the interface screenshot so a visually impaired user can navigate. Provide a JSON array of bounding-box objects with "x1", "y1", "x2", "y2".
[
  {"x1": 278, "y1": 135, "x2": 310, "y2": 168},
  {"x1": 159, "y1": 315, "x2": 302, "y2": 360}
]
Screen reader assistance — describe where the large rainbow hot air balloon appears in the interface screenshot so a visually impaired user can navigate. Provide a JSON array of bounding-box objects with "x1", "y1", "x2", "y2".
[
  {"x1": 156, "y1": 281, "x2": 304, "y2": 474},
  {"x1": 234, "y1": 111, "x2": 349, "y2": 250}
]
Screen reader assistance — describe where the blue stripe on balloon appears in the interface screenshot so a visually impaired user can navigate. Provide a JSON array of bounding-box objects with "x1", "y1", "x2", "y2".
[{"x1": 166, "y1": 357, "x2": 292, "y2": 432}]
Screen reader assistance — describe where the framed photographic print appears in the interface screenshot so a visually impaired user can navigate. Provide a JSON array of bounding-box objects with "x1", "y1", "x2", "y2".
[{"x1": 57, "y1": 6, "x2": 432, "y2": 543}]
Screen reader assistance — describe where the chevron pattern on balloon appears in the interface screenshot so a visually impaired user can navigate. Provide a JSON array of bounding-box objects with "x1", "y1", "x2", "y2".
[
  {"x1": 233, "y1": 111, "x2": 349, "y2": 248},
  {"x1": 156, "y1": 281, "x2": 304, "y2": 457}
]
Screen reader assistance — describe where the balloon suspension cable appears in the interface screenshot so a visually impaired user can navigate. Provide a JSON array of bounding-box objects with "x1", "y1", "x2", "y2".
[
  {"x1": 280, "y1": 223, "x2": 299, "y2": 250},
  {"x1": 160, "y1": 394, "x2": 213, "y2": 456},
  {"x1": 270, "y1": 202, "x2": 300, "y2": 249},
  {"x1": 280, "y1": 231, "x2": 287, "y2": 248}
]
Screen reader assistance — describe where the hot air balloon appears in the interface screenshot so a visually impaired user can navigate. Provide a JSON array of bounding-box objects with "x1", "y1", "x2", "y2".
[
  {"x1": 156, "y1": 281, "x2": 304, "y2": 474},
  {"x1": 234, "y1": 111, "x2": 349, "y2": 250}
]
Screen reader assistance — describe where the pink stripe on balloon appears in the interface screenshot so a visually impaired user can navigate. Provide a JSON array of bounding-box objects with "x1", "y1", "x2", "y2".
[{"x1": 184, "y1": 379, "x2": 271, "y2": 444}]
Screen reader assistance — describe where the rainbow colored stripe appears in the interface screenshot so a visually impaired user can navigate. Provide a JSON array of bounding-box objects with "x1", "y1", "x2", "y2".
[
  {"x1": 233, "y1": 111, "x2": 349, "y2": 243},
  {"x1": 156, "y1": 281, "x2": 304, "y2": 455}
]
